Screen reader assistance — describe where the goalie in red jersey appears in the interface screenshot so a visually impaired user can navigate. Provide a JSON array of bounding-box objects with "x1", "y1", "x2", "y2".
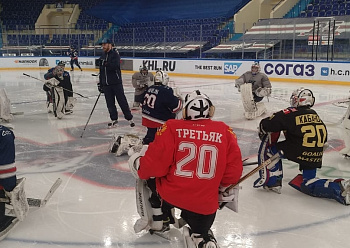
[{"x1": 129, "y1": 90, "x2": 243, "y2": 248}]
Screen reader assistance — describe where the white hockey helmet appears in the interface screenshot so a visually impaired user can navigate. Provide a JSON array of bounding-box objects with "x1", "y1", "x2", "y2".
[
  {"x1": 251, "y1": 62, "x2": 260, "y2": 75},
  {"x1": 139, "y1": 65, "x2": 148, "y2": 76},
  {"x1": 154, "y1": 70, "x2": 169, "y2": 85},
  {"x1": 290, "y1": 88, "x2": 315, "y2": 108},
  {"x1": 182, "y1": 90, "x2": 215, "y2": 120}
]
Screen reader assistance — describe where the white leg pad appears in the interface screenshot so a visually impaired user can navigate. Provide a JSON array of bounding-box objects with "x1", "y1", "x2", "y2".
[
  {"x1": 116, "y1": 134, "x2": 142, "y2": 157},
  {"x1": 340, "y1": 128, "x2": 350, "y2": 156},
  {"x1": 5, "y1": 178, "x2": 29, "y2": 221},
  {"x1": 240, "y1": 83, "x2": 256, "y2": 113},
  {"x1": 134, "y1": 179, "x2": 163, "y2": 233},
  {"x1": 53, "y1": 87, "x2": 65, "y2": 119}
]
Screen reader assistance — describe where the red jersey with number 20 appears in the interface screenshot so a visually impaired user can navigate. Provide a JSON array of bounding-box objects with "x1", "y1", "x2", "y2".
[{"x1": 138, "y1": 119, "x2": 243, "y2": 215}]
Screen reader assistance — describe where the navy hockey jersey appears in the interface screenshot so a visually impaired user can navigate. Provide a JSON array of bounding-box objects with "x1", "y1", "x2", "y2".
[{"x1": 142, "y1": 85, "x2": 182, "y2": 128}]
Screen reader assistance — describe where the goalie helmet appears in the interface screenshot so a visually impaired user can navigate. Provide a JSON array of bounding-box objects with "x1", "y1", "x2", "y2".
[
  {"x1": 154, "y1": 70, "x2": 169, "y2": 86},
  {"x1": 139, "y1": 65, "x2": 148, "y2": 76},
  {"x1": 290, "y1": 88, "x2": 315, "y2": 108},
  {"x1": 54, "y1": 65, "x2": 64, "y2": 79},
  {"x1": 183, "y1": 90, "x2": 215, "y2": 120},
  {"x1": 57, "y1": 61, "x2": 65, "y2": 67},
  {"x1": 251, "y1": 62, "x2": 260, "y2": 75}
]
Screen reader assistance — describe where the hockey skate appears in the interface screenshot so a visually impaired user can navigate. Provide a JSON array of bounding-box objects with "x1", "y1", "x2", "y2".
[
  {"x1": 109, "y1": 135, "x2": 121, "y2": 153},
  {"x1": 263, "y1": 178, "x2": 282, "y2": 194},
  {"x1": 149, "y1": 222, "x2": 171, "y2": 240},
  {"x1": 46, "y1": 102, "x2": 53, "y2": 113},
  {"x1": 108, "y1": 120, "x2": 118, "y2": 128},
  {"x1": 183, "y1": 226, "x2": 219, "y2": 248},
  {"x1": 129, "y1": 119, "x2": 135, "y2": 127}
]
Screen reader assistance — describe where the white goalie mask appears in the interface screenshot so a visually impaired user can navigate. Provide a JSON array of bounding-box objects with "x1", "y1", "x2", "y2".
[
  {"x1": 139, "y1": 65, "x2": 148, "y2": 76},
  {"x1": 251, "y1": 62, "x2": 260, "y2": 75},
  {"x1": 290, "y1": 88, "x2": 315, "y2": 108},
  {"x1": 182, "y1": 90, "x2": 215, "y2": 120},
  {"x1": 154, "y1": 70, "x2": 169, "y2": 86}
]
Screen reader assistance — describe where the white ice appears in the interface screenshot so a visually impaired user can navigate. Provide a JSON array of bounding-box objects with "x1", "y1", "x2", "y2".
[{"x1": 0, "y1": 69, "x2": 350, "y2": 248}]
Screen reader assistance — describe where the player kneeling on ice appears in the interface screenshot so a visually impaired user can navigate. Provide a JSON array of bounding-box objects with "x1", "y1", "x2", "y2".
[
  {"x1": 255, "y1": 88, "x2": 350, "y2": 205},
  {"x1": 0, "y1": 125, "x2": 28, "y2": 240},
  {"x1": 235, "y1": 62, "x2": 271, "y2": 120},
  {"x1": 109, "y1": 70, "x2": 182, "y2": 156},
  {"x1": 128, "y1": 90, "x2": 243, "y2": 247},
  {"x1": 44, "y1": 62, "x2": 76, "y2": 116}
]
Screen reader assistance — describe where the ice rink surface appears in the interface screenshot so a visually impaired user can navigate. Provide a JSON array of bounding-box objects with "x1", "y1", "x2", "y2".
[{"x1": 1, "y1": 69, "x2": 350, "y2": 248}]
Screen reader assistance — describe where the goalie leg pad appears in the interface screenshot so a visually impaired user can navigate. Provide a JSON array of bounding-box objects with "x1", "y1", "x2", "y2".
[
  {"x1": 134, "y1": 179, "x2": 163, "y2": 233},
  {"x1": 115, "y1": 134, "x2": 142, "y2": 156},
  {"x1": 240, "y1": 83, "x2": 256, "y2": 113},
  {"x1": 340, "y1": 128, "x2": 350, "y2": 157},
  {"x1": 53, "y1": 87, "x2": 65, "y2": 119},
  {"x1": 4, "y1": 178, "x2": 29, "y2": 221},
  {"x1": 254, "y1": 134, "x2": 283, "y2": 192},
  {"x1": 289, "y1": 170, "x2": 349, "y2": 205},
  {"x1": 0, "y1": 216, "x2": 19, "y2": 241}
]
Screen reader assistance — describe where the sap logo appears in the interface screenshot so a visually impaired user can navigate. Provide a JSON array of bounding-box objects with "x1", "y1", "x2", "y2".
[
  {"x1": 321, "y1": 67, "x2": 329, "y2": 76},
  {"x1": 264, "y1": 63, "x2": 315, "y2": 77},
  {"x1": 224, "y1": 63, "x2": 242, "y2": 74}
]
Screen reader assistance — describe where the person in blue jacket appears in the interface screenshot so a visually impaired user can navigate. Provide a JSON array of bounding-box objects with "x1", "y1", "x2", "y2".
[{"x1": 98, "y1": 38, "x2": 134, "y2": 128}]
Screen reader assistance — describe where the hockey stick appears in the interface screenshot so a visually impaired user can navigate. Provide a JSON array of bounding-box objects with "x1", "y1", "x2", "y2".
[
  {"x1": 10, "y1": 112, "x2": 24, "y2": 115},
  {"x1": 91, "y1": 73, "x2": 99, "y2": 76},
  {"x1": 219, "y1": 151, "x2": 283, "y2": 210},
  {"x1": 243, "y1": 161, "x2": 259, "y2": 166},
  {"x1": 0, "y1": 178, "x2": 62, "y2": 207},
  {"x1": 80, "y1": 92, "x2": 102, "y2": 138},
  {"x1": 22, "y1": 73, "x2": 88, "y2": 99}
]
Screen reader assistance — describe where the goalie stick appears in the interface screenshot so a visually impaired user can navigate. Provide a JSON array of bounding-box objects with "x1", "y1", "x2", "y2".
[
  {"x1": 219, "y1": 151, "x2": 283, "y2": 210},
  {"x1": 0, "y1": 178, "x2": 62, "y2": 207},
  {"x1": 22, "y1": 73, "x2": 88, "y2": 99}
]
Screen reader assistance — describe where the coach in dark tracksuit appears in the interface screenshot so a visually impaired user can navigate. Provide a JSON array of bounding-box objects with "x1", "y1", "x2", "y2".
[{"x1": 98, "y1": 38, "x2": 134, "y2": 127}]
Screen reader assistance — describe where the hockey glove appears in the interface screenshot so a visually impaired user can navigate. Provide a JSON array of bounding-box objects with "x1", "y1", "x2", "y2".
[
  {"x1": 255, "y1": 87, "x2": 271, "y2": 97},
  {"x1": 218, "y1": 185, "x2": 240, "y2": 212},
  {"x1": 128, "y1": 145, "x2": 149, "y2": 178},
  {"x1": 97, "y1": 83, "x2": 104, "y2": 93}
]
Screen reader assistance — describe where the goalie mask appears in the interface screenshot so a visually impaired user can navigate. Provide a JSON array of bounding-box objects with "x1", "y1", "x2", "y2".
[
  {"x1": 139, "y1": 65, "x2": 148, "y2": 76},
  {"x1": 251, "y1": 62, "x2": 260, "y2": 75},
  {"x1": 183, "y1": 90, "x2": 215, "y2": 120},
  {"x1": 54, "y1": 65, "x2": 64, "y2": 80},
  {"x1": 154, "y1": 70, "x2": 169, "y2": 86},
  {"x1": 290, "y1": 88, "x2": 315, "y2": 108}
]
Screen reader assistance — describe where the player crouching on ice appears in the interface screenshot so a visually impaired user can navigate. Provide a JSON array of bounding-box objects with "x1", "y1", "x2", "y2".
[
  {"x1": 109, "y1": 70, "x2": 182, "y2": 156},
  {"x1": 43, "y1": 62, "x2": 76, "y2": 118},
  {"x1": 128, "y1": 90, "x2": 243, "y2": 247},
  {"x1": 235, "y1": 62, "x2": 271, "y2": 120},
  {"x1": 0, "y1": 124, "x2": 28, "y2": 239},
  {"x1": 254, "y1": 88, "x2": 350, "y2": 205}
]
